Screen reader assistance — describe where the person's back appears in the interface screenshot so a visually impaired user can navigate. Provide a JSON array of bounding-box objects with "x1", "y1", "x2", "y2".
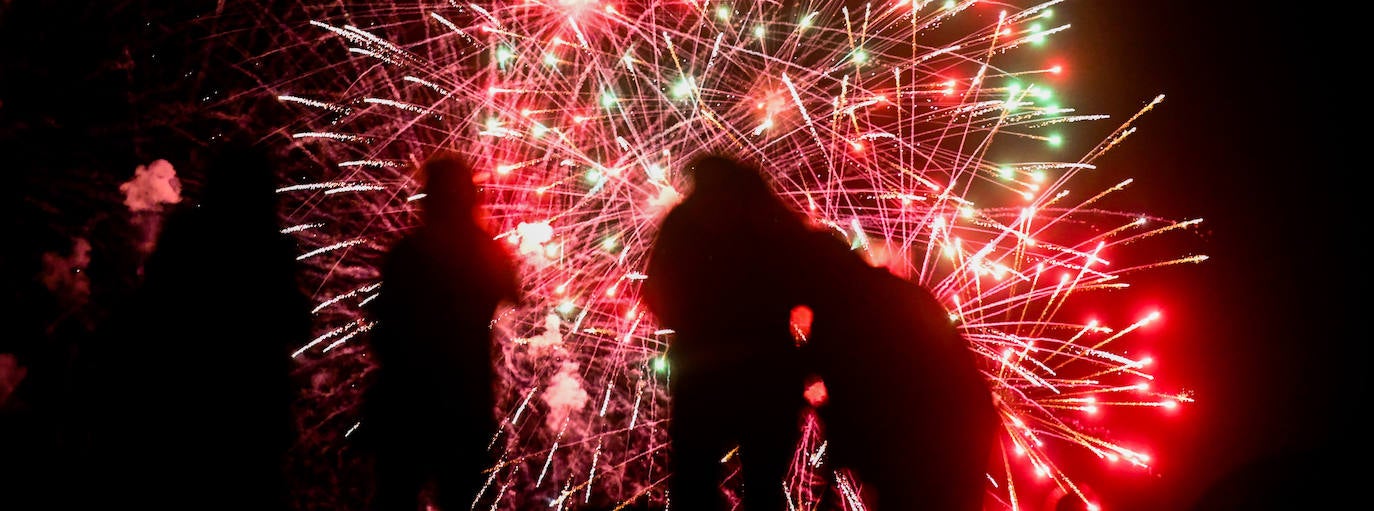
[
  {"x1": 644, "y1": 155, "x2": 810, "y2": 511},
  {"x1": 367, "y1": 223, "x2": 514, "y2": 439},
  {"x1": 362, "y1": 154, "x2": 519, "y2": 511},
  {"x1": 801, "y1": 231, "x2": 997, "y2": 511},
  {"x1": 648, "y1": 187, "x2": 795, "y2": 366},
  {"x1": 97, "y1": 141, "x2": 309, "y2": 510}
]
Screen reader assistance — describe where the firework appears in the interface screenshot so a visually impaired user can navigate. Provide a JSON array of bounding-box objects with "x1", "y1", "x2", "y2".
[{"x1": 237, "y1": 0, "x2": 1204, "y2": 509}]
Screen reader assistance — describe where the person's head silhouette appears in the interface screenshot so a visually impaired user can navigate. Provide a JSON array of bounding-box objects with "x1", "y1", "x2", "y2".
[
  {"x1": 682, "y1": 154, "x2": 773, "y2": 202},
  {"x1": 202, "y1": 142, "x2": 275, "y2": 207},
  {"x1": 418, "y1": 153, "x2": 479, "y2": 227},
  {"x1": 678, "y1": 154, "x2": 806, "y2": 238},
  {"x1": 192, "y1": 140, "x2": 282, "y2": 233}
]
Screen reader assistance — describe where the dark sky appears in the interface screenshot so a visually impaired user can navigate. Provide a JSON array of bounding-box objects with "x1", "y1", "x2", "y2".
[
  {"x1": 1061, "y1": 2, "x2": 1364, "y2": 510},
  {"x1": 1, "y1": 1, "x2": 1362, "y2": 510}
]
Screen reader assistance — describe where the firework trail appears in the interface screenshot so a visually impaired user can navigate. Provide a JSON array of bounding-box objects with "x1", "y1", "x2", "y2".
[{"x1": 226, "y1": 0, "x2": 1205, "y2": 508}]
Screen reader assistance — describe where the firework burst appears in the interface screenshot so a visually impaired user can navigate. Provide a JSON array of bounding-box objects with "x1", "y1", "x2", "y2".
[{"x1": 230, "y1": 0, "x2": 1205, "y2": 509}]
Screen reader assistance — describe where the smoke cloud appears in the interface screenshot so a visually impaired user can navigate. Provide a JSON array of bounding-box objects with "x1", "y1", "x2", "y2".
[
  {"x1": 542, "y1": 359, "x2": 589, "y2": 434},
  {"x1": 518, "y1": 313, "x2": 564, "y2": 350},
  {"x1": 118, "y1": 159, "x2": 183, "y2": 261},
  {"x1": 119, "y1": 159, "x2": 182, "y2": 212},
  {"x1": 517, "y1": 313, "x2": 591, "y2": 434}
]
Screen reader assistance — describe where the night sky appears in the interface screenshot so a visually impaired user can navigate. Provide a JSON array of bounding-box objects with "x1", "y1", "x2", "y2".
[
  {"x1": 1, "y1": 1, "x2": 1363, "y2": 510},
  {"x1": 1061, "y1": 3, "x2": 1364, "y2": 509}
]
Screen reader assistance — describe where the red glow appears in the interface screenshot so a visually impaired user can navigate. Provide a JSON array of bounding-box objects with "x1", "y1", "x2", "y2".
[
  {"x1": 1047, "y1": 59, "x2": 1067, "y2": 78},
  {"x1": 790, "y1": 305, "x2": 813, "y2": 343},
  {"x1": 803, "y1": 376, "x2": 827, "y2": 407}
]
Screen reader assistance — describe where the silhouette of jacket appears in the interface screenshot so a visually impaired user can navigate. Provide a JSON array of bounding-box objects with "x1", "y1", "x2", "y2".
[
  {"x1": 799, "y1": 229, "x2": 997, "y2": 511},
  {"x1": 643, "y1": 155, "x2": 810, "y2": 511},
  {"x1": 361, "y1": 154, "x2": 520, "y2": 511}
]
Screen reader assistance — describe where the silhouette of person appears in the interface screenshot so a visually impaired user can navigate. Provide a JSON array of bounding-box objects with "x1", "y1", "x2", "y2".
[
  {"x1": 93, "y1": 140, "x2": 310, "y2": 511},
  {"x1": 798, "y1": 228, "x2": 998, "y2": 511},
  {"x1": 361, "y1": 153, "x2": 521, "y2": 511},
  {"x1": 643, "y1": 154, "x2": 812, "y2": 511}
]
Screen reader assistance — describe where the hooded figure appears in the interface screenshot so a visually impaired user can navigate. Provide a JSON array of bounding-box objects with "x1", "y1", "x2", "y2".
[{"x1": 361, "y1": 152, "x2": 520, "y2": 511}]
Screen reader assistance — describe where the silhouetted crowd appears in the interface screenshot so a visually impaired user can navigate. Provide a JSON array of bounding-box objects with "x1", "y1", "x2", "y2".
[{"x1": 1, "y1": 146, "x2": 998, "y2": 511}]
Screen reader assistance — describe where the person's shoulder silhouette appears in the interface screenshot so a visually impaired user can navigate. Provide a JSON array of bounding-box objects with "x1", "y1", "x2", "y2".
[
  {"x1": 367, "y1": 153, "x2": 519, "y2": 371},
  {"x1": 142, "y1": 139, "x2": 308, "y2": 343},
  {"x1": 644, "y1": 154, "x2": 810, "y2": 334}
]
